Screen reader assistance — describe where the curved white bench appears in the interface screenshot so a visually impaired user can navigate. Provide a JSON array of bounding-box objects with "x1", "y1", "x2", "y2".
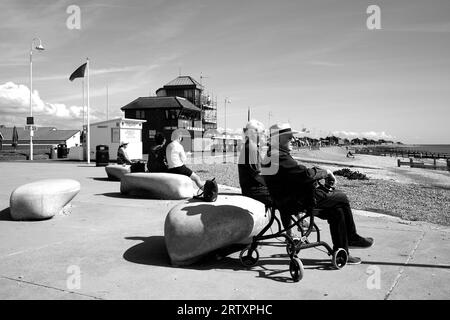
[
  {"x1": 10, "y1": 179, "x2": 81, "y2": 221},
  {"x1": 164, "y1": 195, "x2": 269, "y2": 266},
  {"x1": 105, "y1": 164, "x2": 131, "y2": 181},
  {"x1": 120, "y1": 172, "x2": 194, "y2": 200}
]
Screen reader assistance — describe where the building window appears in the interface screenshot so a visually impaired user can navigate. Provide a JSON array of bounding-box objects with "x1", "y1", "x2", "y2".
[
  {"x1": 111, "y1": 128, "x2": 120, "y2": 143},
  {"x1": 166, "y1": 109, "x2": 177, "y2": 120},
  {"x1": 136, "y1": 110, "x2": 145, "y2": 119}
]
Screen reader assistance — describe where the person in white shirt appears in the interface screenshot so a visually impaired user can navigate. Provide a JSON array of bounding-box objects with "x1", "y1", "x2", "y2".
[{"x1": 166, "y1": 131, "x2": 205, "y2": 189}]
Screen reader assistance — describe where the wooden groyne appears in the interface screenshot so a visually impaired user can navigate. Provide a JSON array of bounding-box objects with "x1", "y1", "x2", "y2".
[
  {"x1": 397, "y1": 158, "x2": 450, "y2": 171},
  {"x1": 355, "y1": 147, "x2": 450, "y2": 160}
]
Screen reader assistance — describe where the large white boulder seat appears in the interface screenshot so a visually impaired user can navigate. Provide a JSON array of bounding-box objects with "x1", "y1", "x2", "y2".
[
  {"x1": 164, "y1": 195, "x2": 270, "y2": 266},
  {"x1": 10, "y1": 179, "x2": 81, "y2": 220},
  {"x1": 105, "y1": 164, "x2": 131, "y2": 181},
  {"x1": 120, "y1": 172, "x2": 194, "y2": 200}
]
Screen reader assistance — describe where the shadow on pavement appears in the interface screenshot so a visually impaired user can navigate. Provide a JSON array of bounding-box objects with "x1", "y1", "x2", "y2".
[
  {"x1": 95, "y1": 192, "x2": 136, "y2": 199},
  {"x1": 0, "y1": 207, "x2": 13, "y2": 221},
  {"x1": 122, "y1": 236, "x2": 337, "y2": 283},
  {"x1": 91, "y1": 177, "x2": 113, "y2": 182}
]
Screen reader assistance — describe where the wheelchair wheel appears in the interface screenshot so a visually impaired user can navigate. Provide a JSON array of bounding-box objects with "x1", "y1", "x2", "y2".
[
  {"x1": 286, "y1": 238, "x2": 301, "y2": 256},
  {"x1": 289, "y1": 257, "x2": 304, "y2": 282},
  {"x1": 239, "y1": 246, "x2": 259, "y2": 267},
  {"x1": 332, "y1": 248, "x2": 348, "y2": 269}
]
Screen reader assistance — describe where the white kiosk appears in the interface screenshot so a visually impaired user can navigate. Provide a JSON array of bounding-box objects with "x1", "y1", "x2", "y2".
[{"x1": 89, "y1": 118, "x2": 146, "y2": 161}]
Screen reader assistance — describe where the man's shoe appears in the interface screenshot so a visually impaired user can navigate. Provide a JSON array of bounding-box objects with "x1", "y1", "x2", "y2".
[
  {"x1": 347, "y1": 255, "x2": 362, "y2": 265},
  {"x1": 348, "y1": 236, "x2": 374, "y2": 249}
]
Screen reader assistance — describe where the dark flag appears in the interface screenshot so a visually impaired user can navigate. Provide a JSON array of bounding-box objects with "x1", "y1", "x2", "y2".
[
  {"x1": 69, "y1": 63, "x2": 87, "y2": 81},
  {"x1": 12, "y1": 126, "x2": 19, "y2": 150}
]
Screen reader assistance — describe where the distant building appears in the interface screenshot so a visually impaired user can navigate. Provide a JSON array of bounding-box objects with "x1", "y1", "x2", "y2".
[
  {"x1": 121, "y1": 75, "x2": 218, "y2": 153},
  {"x1": 0, "y1": 126, "x2": 80, "y2": 149},
  {"x1": 88, "y1": 118, "x2": 146, "y2": 161},
  {"x1": 156, "y1": 75, "x2": 217, "y2": 131}
]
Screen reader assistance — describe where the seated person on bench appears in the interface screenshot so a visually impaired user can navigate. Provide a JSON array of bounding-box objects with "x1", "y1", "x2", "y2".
[
  {"x1": 238, "y1": 119, "x2": 308, "y2": 235},
  {"x1": 166, "y1": 130, "x2": 205, "y2": 190},
  {"x1": 117, "y1": 141, "x2": 132, "y2": 165},
  {"x1": 148, "y1": 132, "x2": 168, "y2": 173},
  {"x1": 263, "y1": 123, "x2": 374, "y2": 265},
  {"x1": 238, "y1": 119, "x2": 272, "y2": 207}
]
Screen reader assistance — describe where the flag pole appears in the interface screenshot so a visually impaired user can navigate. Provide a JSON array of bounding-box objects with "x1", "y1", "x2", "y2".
[
  {"x1": 82, "y1": 78, "x2": 85, "y2": 137},
  {"x1": 86, "y1": 58, "x2": 91, "y2": 164},
  {"x1": 106, "y1": 83, "x2": 109, "y2": 121}
]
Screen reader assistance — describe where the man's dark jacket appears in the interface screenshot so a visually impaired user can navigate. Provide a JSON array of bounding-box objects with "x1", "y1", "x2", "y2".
[
  {"x1": 262, "y1": 148, "x2": 328, "y2": 213},
  {"x1": 238, "y1": 139, "x2": 267, "y2": 194}
]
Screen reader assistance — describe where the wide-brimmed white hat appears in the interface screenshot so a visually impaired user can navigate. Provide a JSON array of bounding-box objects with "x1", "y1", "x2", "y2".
[{"x1": 269, "y1": 123, "x2": 299, "y2": 138}]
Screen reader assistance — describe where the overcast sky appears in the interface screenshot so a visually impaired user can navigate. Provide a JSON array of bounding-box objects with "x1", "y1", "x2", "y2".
[{"x1": 0, "y1": 0, "x2": 449, "y2": 144}]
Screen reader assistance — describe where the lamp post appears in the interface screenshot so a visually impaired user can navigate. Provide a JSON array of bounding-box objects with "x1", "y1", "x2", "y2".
[
  {"x1": 224, "y1": 97, "x2": 231, "y2": 136},
  {"x1": 223, "y1": 97, "x2": 231, "y2": 162},
  {"x1": 29, "y1": 37, "x2": 45, "y2": 161}
]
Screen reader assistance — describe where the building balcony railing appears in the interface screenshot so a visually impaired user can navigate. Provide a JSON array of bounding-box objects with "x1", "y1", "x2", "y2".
[{"x1": 203, "y1": 120, "x2": 217, "y2": 124}]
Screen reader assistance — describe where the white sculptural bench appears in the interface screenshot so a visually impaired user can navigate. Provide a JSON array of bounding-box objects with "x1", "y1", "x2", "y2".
[
  {"x1": 164, "y1": 195, "x2": 270, "y2": 266},
  {"x1": 105, "y1": 164, "x2": 131, "y2": 181},
  {"x1": 9, "y1": 179, "x2": 81, "y2": 220},
  {"x1": 120, "y1": 172, "x2": 195, "y2": 200}
]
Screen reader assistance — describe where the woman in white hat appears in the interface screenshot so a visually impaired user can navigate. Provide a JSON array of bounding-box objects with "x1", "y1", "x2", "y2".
[{"x1": 117, "y1": 141, "x2": 132, "y2": 165}]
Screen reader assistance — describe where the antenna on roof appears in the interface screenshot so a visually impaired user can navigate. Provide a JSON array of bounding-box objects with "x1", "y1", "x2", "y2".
[
  {"x1": 178, "y1": 67, "x2": 181, "y2": 76},
  {"x1": 200, "y1": 72, "x2": 209, "y2": 87}
]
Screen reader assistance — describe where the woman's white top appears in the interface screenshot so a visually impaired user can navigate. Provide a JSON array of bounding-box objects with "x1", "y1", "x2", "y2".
[{"x1": 166, "y1": 140, "x2": 187, "y2": 169}]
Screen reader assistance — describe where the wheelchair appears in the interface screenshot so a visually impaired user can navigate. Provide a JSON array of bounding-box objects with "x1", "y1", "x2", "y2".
[{"x1": 238, "y1": 184, "x2": 348, "y2": 282}]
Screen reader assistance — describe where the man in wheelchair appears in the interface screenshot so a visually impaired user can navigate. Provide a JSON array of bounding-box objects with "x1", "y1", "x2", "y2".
[{"x1": 262, "y1": 123, "x2": 374, "y2": 265}]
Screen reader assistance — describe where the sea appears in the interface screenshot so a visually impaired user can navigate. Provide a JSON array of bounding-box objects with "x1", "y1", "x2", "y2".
[{"x1": 385, "y1": 144, "x2": 450, "y2": 155}]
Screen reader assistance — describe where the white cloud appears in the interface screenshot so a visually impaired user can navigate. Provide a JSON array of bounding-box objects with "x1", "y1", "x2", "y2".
[
  {"x1": 332, "y1": 130, "x2": 394, "y2": 141},
  {"x1": 0, "y1": 82, "x2": 102, "y2": 128}
]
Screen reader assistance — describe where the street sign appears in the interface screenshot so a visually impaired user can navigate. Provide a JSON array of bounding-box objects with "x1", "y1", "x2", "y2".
[
  {"x1": 25, "y1": 125, "x2": 37, "y2": 131},
  {"x1": 26, "y1": 117, "x2": 34, "y2": 125}
]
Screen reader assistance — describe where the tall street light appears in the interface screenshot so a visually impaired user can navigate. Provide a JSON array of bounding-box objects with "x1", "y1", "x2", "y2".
[
  {"x1": 29, "y1": 37, "x2": 45, "y2": 161},
  {"x1": 224, "y1": 97, "x2": 231, "y2": 136},
  {"x1": 223, "y1": 97, "x2": 231, "y2": 163}
]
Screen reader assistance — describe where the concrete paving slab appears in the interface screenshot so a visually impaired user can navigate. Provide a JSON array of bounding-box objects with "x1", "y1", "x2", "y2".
[{"x1": 0, "y1": 161, "x2": 449, "y2": 300}]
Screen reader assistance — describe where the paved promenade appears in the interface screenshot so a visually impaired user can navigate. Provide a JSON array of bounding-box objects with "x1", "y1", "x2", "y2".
[{"x1": 0, "y1": 161, "x2": 448, "y2": 300}]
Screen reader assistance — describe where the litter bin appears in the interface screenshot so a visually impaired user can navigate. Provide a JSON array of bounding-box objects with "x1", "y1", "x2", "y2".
[
  {"x1": 57, "y1": 144, "x2": 68, "y2": 159},
  {"x1": 50, "y1": 145, "x2": 58, "y2": 159},
  {"x1": 96, "y1": 145, "x2": 109, "y2": 167}
]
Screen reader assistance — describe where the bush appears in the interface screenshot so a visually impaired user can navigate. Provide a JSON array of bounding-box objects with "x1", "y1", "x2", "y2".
[{"x1": 333, "y1": 168, "x2": 369, "y2": 180}]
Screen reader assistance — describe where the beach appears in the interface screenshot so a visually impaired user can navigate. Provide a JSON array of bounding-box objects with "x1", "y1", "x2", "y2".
[{"x1": 188, "y1": 146, "x2": 450, "y2": 226}]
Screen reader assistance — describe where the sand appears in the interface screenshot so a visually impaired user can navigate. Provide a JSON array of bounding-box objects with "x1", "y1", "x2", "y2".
[{"x1": 291, "y1": 147, "x2": 450, "y2": 189}]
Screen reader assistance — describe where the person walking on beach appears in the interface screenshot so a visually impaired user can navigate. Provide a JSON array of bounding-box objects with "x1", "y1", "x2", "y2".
[
  {"x1": 166, "y1": 130, "x2": 205, "y2": 190},
  {"x1": 117, "y1": 141, "x2": 132, "y2": 165},
  {"x1": 263, "y1": 123, "x2": 374, "y2": 264},
  {"x1": 147, "y1": 132, "x2": 168, "y2": 173}
]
